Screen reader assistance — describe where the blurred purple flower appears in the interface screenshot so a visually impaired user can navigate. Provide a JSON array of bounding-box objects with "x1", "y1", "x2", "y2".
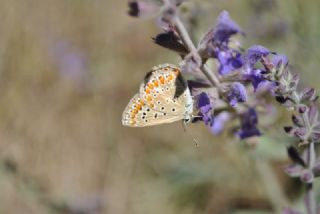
[
  {"x1": 272, "y1": 54, "x2": 288, "y2": 68},
  {"x1": 284, "y1": 105, "x2": 320, "y2": 143},
  {"x1": 198, "y1": 11, "x2": 241, "y2": 59},
  {"x1": 200, "y1": 10, "x2": 241, "y2": 46},
  {"x1": 212, "y1": 10, "x2": 241, "y2": 44},
  {"x1": 237, "y1": 108, "x2": 261, "y2": 139},
  {"x1": 300, "y1": 87, "x2": 317, "y2": 103},
  {"x1": 282, "y1": 208, "x2": 302, "y2": 214},
  {"x1": 244, "y1": 68, "x2": 270, "y2": 91},
  {"x1": 217, "y1": 50, "x2": 243, "y2": 75},
  {"x1": 284, "y1": 161, "x2": 314, "y2": 183},
  {"x1": 283, "y1": 146, "x2": 319, "y2": 183},
  {"x1": 227, "y1": 82, "x2": 247, "y2": 107},
  {"x1": 245, "y1": 45, "x2": 270, "y2": 66},
  {"x1": 196, "y1": 92, "x2": 214, "y2": 126},
  {"x1": 242, "y1": 45, "x2": 273, "y2": 91},
  {"x1": 50, "y1": 41, "x2": 88, "y2": 86},
  {"x1": 210, "y1": 112, "x2": 231, "y2": 134}
]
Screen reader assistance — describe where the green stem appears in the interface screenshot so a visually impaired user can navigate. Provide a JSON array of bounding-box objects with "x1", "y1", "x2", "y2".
[
  {"x1": 255, "y1": 158, "x2": 290, "y2": 213},
  {"x1": 305, "y1": 143, "x2": 317, "y2": 214}
]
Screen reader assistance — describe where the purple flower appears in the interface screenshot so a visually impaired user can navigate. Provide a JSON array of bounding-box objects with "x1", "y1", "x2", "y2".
[
  {"x1": 227, "y1": 82, "x2": 247, "y2": 107},
  {"x1": 217, "y1": 50, "x2": 243, "y2": 75},
  {"x1": 300, "y1": 87, "x2": 317, "y2": 103},
  {"x1": 282, "y1": 208, "x2": 302, "y2": 214},
  {"x1": 196, "y1": 92, "x2": 214, "y2": 126},
  {"x1": 284, "y1": 105, "x2": 320, "y2": 143},
  {"x1": 198, "y1": 11, "x2": 241, "y2": 58},
  {"x1": 237, "y1": 108, "x2": 261, "y2": 139},
  {"x1": 242, "y1": 46, "x2": 273, "y2": 91},
  {"x1": 284, "y1": 146, "x2": 315, "y2": 183},
  {"x1": 50, "y1": 40, "x2": 88, "y2": 87},
  {"x1": 244, "y1": 68, "x2": 270, "y2": 91},
  {"x1": 211, "y1": 10, "x2": 241, "y2": 45},
  {"x1": 272, "y1": 54, "x2": 288, "y2": 68},
  {"x1": 210, "y1": 112, "x2": 231, "y2": 134},
  {"x1": 245, "y1": 45, "x2": 270, "y2": 66}
]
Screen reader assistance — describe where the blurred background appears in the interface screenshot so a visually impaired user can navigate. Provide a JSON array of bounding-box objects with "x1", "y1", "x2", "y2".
[{"x1": 0, "y1": 0, "x2": 319, "y2": 213}]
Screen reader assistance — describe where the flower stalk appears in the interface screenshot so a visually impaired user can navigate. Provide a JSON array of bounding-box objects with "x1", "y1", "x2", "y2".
[
  {"x1": 172, "y1": 14, "x2": 221, "y2": 88},
  {"x1": 305, "y1": 143, "x2": 317, "y2": 214}
]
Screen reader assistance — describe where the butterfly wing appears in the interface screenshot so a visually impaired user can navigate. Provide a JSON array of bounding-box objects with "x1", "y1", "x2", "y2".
[
  {"x1": 122, "y1": 93, "x2": 184, "y2": 127},
  {"x1": 122, "y1": 64, "x2": 193, "y2": 127},
  {"x1": 139, "y1": 64, "x2": 193, "y2": 117}
]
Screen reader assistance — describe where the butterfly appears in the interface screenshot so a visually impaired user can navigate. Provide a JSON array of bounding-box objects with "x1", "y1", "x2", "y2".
[{"x1": 122, "y1": 64, "x2": 194, "y2": 127}]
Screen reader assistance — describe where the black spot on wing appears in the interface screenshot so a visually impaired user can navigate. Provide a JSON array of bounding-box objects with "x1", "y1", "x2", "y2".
[
  {"x1": 174, "y1": 72, "x2": 187, "y2": 98},
  {"x1": 143, "y1": 70, "x2": 154, "y2": 85}
]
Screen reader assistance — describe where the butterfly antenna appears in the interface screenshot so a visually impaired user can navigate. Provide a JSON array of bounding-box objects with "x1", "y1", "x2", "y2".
[{"x1": 182, "y1": 120, "x2": 200, "y2": 147}]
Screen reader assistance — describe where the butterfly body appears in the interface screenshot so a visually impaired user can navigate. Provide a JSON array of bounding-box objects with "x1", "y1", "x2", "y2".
[{"x1": 122, "y1": 64, "x2": 193, "y2": 127}]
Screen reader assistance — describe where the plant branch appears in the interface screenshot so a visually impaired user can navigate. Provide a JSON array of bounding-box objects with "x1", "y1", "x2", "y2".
[
  {"x1": 172, "y1": 15, "x2": 221, "y2": 89},
  {"x1": 305, "y1": 143, "x2": 317, "y2": 214}
]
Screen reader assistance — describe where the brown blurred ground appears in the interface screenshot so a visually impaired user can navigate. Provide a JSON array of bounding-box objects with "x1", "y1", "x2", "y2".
[{"x1": 0, "y1": 0, "x2": 319, "y2": 213}]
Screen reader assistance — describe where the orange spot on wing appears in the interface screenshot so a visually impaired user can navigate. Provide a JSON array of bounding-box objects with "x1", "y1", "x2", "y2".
[
  {"x1": 146, "y1": 96, "x2": 152, "y2": 102},
  {"x1": 147, "y1": 83, "x2": 154, "y2": 89},
  {"x1": 136, "y1": 104, "x2": 142, "y2": 110},
  {"x1": 145, "y1": 88, "x2": 150, "y2": 94},
  {"x1": 153, "y1": 80, "x2": 159, "y2": 87},
  {"x1": 167, "y1": 74, "x2": 173, "y2": 81},
  {"x1": 130, "y1": 120, "x2": 136, "y2": 125},
  {"x1": 159, "y1": 76, "x2": 165, "y2": 84}
]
